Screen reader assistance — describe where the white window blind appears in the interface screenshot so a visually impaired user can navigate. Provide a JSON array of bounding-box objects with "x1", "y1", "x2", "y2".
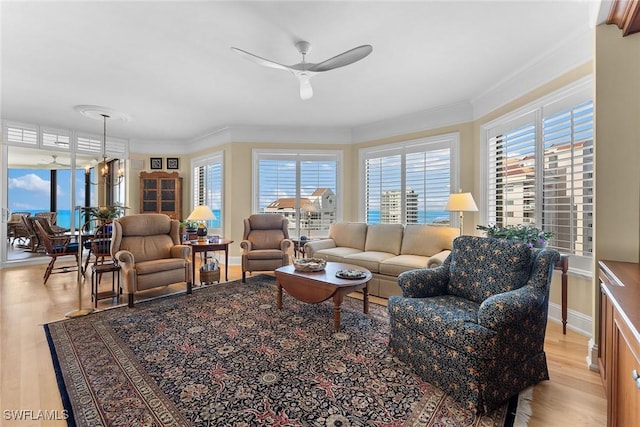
[
  {"x1": 365, "y1": 154, "x2": 402, "y2": 223},
  {"x1": 75, "y1": 134, "x2": 103, "y2": 154},
  {"x1": 4, "y1": 122, "x2": 38, "y2": 146},
  {"x1": 41, "y1": 128, "x2": 70, "y2": 150},
  {"x1": 3, "y1": 121, "x2": 129, "y2": 158},
  {"x1": 542, "y1": 100, "x2": 594, "y2": 256},
  {"x1": 483, "y1": 80, "x2": 593, "y2": 264},
  {"x1": 300, "y1": 160, "x2": 337, "y2": 231},
  {"x1": 193, "y1": 153, "x2": 223, "y2": 230},
  {"x1": 75, "y1": 133, "x2": 128, "y2": 157},
  {"x1": 254, "y1": 150, "x2": 341, "y2": 237},
  {"x1": 361, "y1": 134, "x2": 458, "y2": 225},
  {"x1": 486, "y1": 115, "x2": 537, "y2": 226}
]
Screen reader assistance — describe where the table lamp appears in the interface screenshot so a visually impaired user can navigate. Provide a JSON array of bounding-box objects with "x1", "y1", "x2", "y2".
[
  {"x1": 445, "y1": 191, "x2": 478, "y2": 236},
  {"x1": 187, "y1": 205, "x2": 216, "y2": 242}
]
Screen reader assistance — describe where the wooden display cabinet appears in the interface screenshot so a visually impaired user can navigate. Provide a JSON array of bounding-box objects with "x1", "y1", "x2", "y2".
[{"x1": 139, "y1": 171, "x2": 182, "y2": 219}]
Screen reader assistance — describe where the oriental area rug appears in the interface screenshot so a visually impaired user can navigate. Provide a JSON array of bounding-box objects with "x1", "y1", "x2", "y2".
[{"x1": 45, "y1": 275, "x2": 520, "y2": 427}]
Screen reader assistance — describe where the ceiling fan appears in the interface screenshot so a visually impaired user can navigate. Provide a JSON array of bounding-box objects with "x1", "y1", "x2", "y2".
[
  {"x1": 231, "y1": 41, "x2": 373, "y2": 100},
  {"x1": 39, "y1": 154, "x2": 70, "y2": 167}
]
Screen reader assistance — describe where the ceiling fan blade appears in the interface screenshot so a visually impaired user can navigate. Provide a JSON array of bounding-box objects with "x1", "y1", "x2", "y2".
[
  {"x1": 230, "y1": 47, "x2": 292, "y2": 72},
  {"x1": 308, "y1": 45, "x2": 373, "y2": 72},
  {"x1": 298, "y1": 73, "x2": 313, "y2": 100}
]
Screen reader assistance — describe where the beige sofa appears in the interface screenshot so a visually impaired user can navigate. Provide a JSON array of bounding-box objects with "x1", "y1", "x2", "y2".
[{"x1": 304, "y1": 222, "x2": 459, "y2": 297}]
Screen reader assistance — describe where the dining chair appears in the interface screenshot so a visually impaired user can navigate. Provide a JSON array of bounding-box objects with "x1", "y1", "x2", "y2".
[{"x1": 34, "y1": 220, "x2": 79, "y2": 284}]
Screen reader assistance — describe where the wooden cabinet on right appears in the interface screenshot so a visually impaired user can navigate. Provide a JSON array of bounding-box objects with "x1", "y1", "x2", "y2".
[{"x1": 598, "y1": 260, "x2": 640, "y2": 427}]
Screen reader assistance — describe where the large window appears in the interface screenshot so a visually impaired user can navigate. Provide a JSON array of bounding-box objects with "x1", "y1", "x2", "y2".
[
  {"x1": 360, "y1": 133, "x2": 459, "y2": 225},
  {"x1": 482, "y1": 78, "x2": 593, "y2": 267},
  {"x1": 192, "y1": 152, "x2": 223, "y2": 230},
  {"x1": 253, "y1": 150, "x2": 341, "y2": 238},
  {"x1": 3, "y1": 121, "x2": 129, "y2": 230}
]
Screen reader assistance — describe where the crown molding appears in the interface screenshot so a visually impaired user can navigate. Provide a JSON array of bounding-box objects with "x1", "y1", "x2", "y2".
[
  {"x1": 129, "y1": 138, "x2": 189, "y2": 155},
  {"x1": 606, "y1": 0, "x2": 640, "y2": 36},
  {"x1": 350, "y1": 102, "x2": 473, "y2": 144},
  {"x1": 183, "y1": 125, "x2": 353, "y2": 153},
  {"x1": 471, "y1": 28, "x2": 593, "y2": 120}
]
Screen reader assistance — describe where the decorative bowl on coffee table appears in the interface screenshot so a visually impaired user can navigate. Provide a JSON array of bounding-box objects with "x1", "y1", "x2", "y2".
[{"x1": 293, "y1": 257, "x2": 326, "y2": 272}]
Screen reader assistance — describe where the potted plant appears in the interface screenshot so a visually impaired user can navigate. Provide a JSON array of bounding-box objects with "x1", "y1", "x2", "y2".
[
  {"x1": 89, "y1": 205, "x2": 125, "y2": 223},
  {"x1": 476, "y1": 224, "x2": 553, "y2": 248},
  {"x1": 180, "y1": 220, "x2": 198, "y2": 233}
]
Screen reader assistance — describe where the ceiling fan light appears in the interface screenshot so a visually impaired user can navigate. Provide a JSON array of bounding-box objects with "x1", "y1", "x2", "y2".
[{"x1": 299, "y1": 73, "x2": 313, "y2": 100}]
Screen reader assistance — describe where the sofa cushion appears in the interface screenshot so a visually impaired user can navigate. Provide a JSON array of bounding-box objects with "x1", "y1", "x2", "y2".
[
  {"x1": 365, "y1": 223, "x2": 404, "y2": 255},
  {"x1": 328, "y1": 222, "x2": 368, "y2": 251},
  {"x1": 387, "y1": 295, "x2": 498, "y2": 359},
  {"x1": 380, "y1": 254, "x2": 430, "y2": 276},
  {"x1": 314, "y1": 247, "x2": 363, "y2": 262},
  {"x1": 401, "y1": 224, "x2": 459, "y2": 256},
  {"x1": 135, "y1": 258, "x2": 187, "y2": 275},
  {"x1": 246, "y1": 249, "x2": 286, "y2": 260},
  {"x1": 447, "y1": 236, "x2": 533, "y2": 304},
  {"x1": 344, "y1": 251, "x2": 396, "y2": 273}
]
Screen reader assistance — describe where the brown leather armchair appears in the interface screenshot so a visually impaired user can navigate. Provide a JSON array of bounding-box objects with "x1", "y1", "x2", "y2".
[
  {"x1": 240, "y1": 214, "x2": 291, "y2": 282},
  {"x1": 111, "y1": 214, "x2": 192, "y2": 307}
]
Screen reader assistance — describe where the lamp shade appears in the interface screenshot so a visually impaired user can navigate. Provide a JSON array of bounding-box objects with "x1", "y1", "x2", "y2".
[
  {"x1": 187, "y1": 205, "x2": 216, "y2": 221},
  {"x1": 445, "y1": 192, "x2": 478, "y2": 212}
]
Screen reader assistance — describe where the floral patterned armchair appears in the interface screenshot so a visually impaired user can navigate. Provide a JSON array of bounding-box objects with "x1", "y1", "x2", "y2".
[{"x1": 387, "y1": 235, "x2": 560, "y2": 414}]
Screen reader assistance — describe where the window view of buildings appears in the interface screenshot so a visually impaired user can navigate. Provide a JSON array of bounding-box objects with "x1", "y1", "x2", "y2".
[
  {"x1": 491, "y1": 138, "x2": 593, "y2": 256},
  {"x1": 264, "y1": 188, "x2": 336, "y2": 237},
  {"x1": 380, "y1": 190, "x2": 419, "y2": 223}
]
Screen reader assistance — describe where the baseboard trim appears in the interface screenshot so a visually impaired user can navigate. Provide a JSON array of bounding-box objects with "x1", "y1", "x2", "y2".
[
  {"x1": 587, "y1": 339, "x2": 600, "y2": 372},
  {"x1": 548, "y1": 301, "x2": 592, "y2": 337}
]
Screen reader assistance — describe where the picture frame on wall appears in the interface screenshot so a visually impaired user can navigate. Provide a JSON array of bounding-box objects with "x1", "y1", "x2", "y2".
[
  {"x1": 167, "y1": 157, "x2": 179, "y2": 170},
  {"x1": 150, "y1": 157, "x2": 163, "y2": 170}
]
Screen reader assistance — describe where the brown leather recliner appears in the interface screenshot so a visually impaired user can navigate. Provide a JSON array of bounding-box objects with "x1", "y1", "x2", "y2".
[
  {"x1": 240, "y1": 214, "x2": 291, "y2": 282},
  {"x1": 111, "y1": 214, "x2": 192, "y2": 307}
]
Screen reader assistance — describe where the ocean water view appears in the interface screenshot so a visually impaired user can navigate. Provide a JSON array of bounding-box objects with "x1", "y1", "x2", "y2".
[
  {"x1": 367, "y1": 210, "x2": 450, "y2": 224},
  {"x1": 14, "y1": 209, "x2": 74, "y2": 229},
  {"x1": 14, "y1": 209, "x2": 447, "y2": 230},
  {"x1": 14, "y1": 209, "x2": 224, "y2": 230}
]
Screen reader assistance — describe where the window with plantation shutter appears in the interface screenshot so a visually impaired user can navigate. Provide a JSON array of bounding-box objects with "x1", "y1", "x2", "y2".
[
  {"x1": 75, "y1": 133, "x2": 128, "y2": 158},
  {"x1": 76, "y1": 134, "x2": 103, "y2": 153},
  {"x1": 542, "y1": 100, "x2": 593, "y2": 257},
  {"x1": 253, "y1": 150, "x2": 341, "y2": 238},
  {"x1": 361, "y1": 133, "x2": 458, "y2": 225},
  {"x1": 486, "y1": 115, "x2": 537, "y2": 227},
  {"x1": 482, "y1": 78, "x2": 593, "y2": 270},
  {"x1": 4, "y1": 122, "x2": 38, "y2": 146},
  {"x1": 365, "y1": 154, "x2": 402, "y2": 223},
  {"x1": 41, "y1": 128, "x2": 70, "y2": 150},
  {"x1": 193, "y1": 152, "x2": 223, "y2": 230}
]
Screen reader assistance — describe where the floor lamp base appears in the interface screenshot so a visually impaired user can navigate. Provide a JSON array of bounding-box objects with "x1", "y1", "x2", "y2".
[{"x1": 65, "y1": 308, "x2": 95, "y2": 318}]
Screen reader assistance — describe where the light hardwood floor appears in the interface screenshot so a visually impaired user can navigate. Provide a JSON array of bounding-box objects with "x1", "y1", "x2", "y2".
[{"x1": 0, "y1": 255, "x2": 606, "y2": 426}]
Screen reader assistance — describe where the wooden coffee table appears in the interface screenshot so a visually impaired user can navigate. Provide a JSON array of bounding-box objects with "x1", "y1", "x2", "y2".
[{"x1": 274, "y1": 262, "x2": 372, "y2": 331}]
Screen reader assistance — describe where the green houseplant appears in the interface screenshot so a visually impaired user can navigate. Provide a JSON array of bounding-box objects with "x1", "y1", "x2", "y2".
[
  {"x1": 180, "y1": 220, "x2": 198, "y2": 232},
  {"x1": 476, "y1": 224, "x2": 553, "y2": 248},
  {"x1": 89, "y1": 205, "x2": 125, "y2": 222}
]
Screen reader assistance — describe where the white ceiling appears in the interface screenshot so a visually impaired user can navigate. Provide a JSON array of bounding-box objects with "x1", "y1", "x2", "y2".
[{"x1": 1, "y1": 1, "x2": 602, "y2": 148}]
